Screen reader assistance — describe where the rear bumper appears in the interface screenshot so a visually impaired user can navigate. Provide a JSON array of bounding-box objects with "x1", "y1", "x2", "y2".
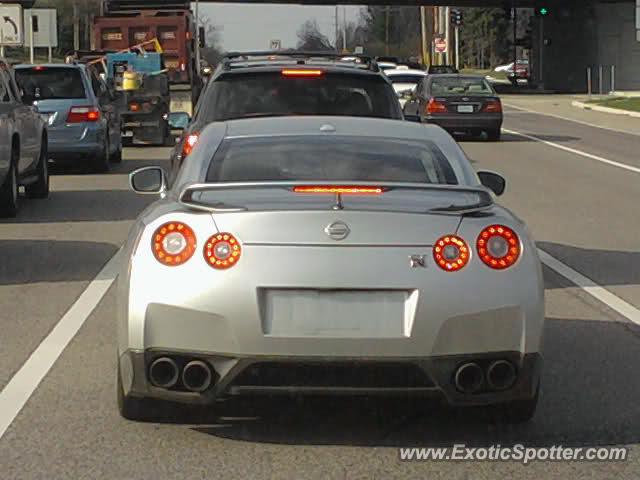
[
  {"x1": 424, "y1": 114, "x2": 503, "y2": 132},
  {"x1": 47, "y1": 125, "x2": 104, "y2": 160},
  {"x1": 119, "y1": 349, "x2": 542, "y2": 407}
]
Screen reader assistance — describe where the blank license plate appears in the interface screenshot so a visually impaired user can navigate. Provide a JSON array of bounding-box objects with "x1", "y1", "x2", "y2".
[
  {"x1": 124, "y1": 131, "x2": 134, "y2": 137},
  {"x1": 262, "y1": 289, "x2": 410, "y2": 338},
  {"x1": 457, "y1": 105, "x2": 474, "y2": 113}
]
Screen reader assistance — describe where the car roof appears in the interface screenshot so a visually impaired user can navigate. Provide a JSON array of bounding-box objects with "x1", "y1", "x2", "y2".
[
  {"x1": 215, "y1": 63, "x2": 384, "y2": 78},
  {"x1": 427, "y1": 74, "x2": 487, "y2": 81},
  {"x1": 385, "y1": 68, "x2": 427, "y2": 76},
  {"x1": 221, "y1": 116, "x2": 448, "y2": 141},
  {"x1": 15, "y1": 63, "x2": 84, "y2": 70}
]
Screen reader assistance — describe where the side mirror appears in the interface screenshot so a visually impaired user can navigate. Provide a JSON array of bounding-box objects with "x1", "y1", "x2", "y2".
[
  {"x1": 404, "y1": 114, "x2": 421, "y2": 123},
  {"x1": 478, "y1": 170, "x2": 506, "y2": 196},
  {"x1": 130, "y1": 166, "x2": 167, "y2": 195}
]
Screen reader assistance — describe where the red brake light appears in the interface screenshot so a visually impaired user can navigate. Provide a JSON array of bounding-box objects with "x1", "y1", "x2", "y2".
[
  {"x1": 33, "y1": 66, "x2": 46, "y2": 71},
  {"x1": 130, "y1": 103, "x2": 140, "y2": 112},
  {"x1": 182, "y1": 133, "x2": 199, "y2": 157},
  {"x1": 293, "y1": 186, "x2": 383, "y2": 195},
  {"x1": 204, "y1": 233, "x2": 241, "y2": 269},
  {"x1": 66, "y1": 107, "x2": 100, "y2": 123},
  {"x1": 427, "y1": 98, "x2": 448, "y2": 114},
  {"x1": 476, "y1": 225, "x2": 521, "y2": 270},
  {"x1": 483, "y1": 100, "x2": 503, "y2": 113},
  {"x1": 433, "y1": 235, "x2": 470, "y2": 272},
  {"x1": 152, "y1": 222, "x2": 197, "y2": 266},
  {"x1": 281, "y1": 69, "x2": 324, "y2": 77}
]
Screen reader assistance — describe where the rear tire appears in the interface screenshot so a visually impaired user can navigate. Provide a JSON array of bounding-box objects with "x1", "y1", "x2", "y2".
[
  {"x1": 25, "y1": 139, "x2": 49, "y2": 199},
  {"x1": 497, "y1": 383, "x2": 540, "y2": 424},
  {"x1": 117, "y1": 364, "x2": 162, "y2": 422},
  {"x1": 92, "y1": 137, "x2": 110, "y2": 173},
  {"x1": 110, "y1": 142, "x2": 123, "y2": 164},
  {"x1": 0, "y1": 160, "x2": 18, "y2": 218},
  {"x1": 487, "y1": 129, "x2": 501, "y2": 142}
]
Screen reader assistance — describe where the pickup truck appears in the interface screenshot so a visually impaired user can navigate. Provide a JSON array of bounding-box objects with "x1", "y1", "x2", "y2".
[{"x1": 0, "y1": 59, "x2": 48, "y2": 217}]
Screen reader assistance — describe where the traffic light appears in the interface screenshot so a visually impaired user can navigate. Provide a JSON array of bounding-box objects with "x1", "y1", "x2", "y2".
[
  {"x1": 534, "y1": 3, "x2": 550, "y2": 17},
  {"x1": 450, "y1": 9, "x2": 463, "y2": 27}
]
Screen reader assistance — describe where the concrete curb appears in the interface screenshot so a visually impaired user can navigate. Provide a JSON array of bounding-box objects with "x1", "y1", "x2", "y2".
[{"x1": 572, "y1": 100, "x2": 640, "y2": 118}]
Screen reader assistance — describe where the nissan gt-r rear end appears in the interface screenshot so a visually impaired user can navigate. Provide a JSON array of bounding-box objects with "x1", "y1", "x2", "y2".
[{"x1": 117, "y1": 117, "x2": 544, "y2": 424}]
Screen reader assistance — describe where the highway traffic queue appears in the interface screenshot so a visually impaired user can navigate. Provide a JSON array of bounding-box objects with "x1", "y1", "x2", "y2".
[{"x1": 1, "y1": 51, "x2": 538, "y2": 425}]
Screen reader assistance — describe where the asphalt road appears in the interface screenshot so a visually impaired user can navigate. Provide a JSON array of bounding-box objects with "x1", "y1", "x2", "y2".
[{"x1": 1, "y1": 100, "x2": 639, "y2": 479}]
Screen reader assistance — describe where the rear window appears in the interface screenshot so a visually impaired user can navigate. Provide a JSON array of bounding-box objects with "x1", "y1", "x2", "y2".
[
  {"x1": 200, "y1": 72, "x2": 400, "y2": 122},
  {"x1": 387, "y1": 75, "x2": 425, "y2": 84},
  {"x1": 206, "y1": 136, "x2": 457, "y2": 185},
  {"x1": 430, "y1": 77, "x2": 494, "y2": 96},
  {"x1": 15, "y1": 68, "x2": 86, "y2": 101}
]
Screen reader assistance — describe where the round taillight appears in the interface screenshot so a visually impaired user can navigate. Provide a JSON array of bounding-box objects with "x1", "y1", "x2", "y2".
[
  {"x1": 433, "y1": 235, "x2": 470, "y2": 272},
  {"x1": 204, "y1": 233, "x2": 241, "y2": 269},
  {"x1": 152, "y1": 222, "x2": 196, "y2": 266},
  {"x1": 477, "y1": 225, "x2": 521, "y2": 270}
]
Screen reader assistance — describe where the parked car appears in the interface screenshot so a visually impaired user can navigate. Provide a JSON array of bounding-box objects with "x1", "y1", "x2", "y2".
[
  {"x1": 403, "y1": 74, "x2": 503, "y2": 141},
  {"x1": 0, "y1": 58, "x2": 48, "y2": 217},
  {"x1": 14, "y1": 63, "x2": 123, "y2": 173}
]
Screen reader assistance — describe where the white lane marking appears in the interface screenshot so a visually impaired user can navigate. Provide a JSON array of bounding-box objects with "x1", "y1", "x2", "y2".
[
  {"x1": 538, "y1": 249, "x2": 640, "y2": 326},
  {"x1": 0, "y1": 251, "x2": 120, "y2": 440},
  {"x1": 503, "y1": 103, "x2": 640, "y2": 137},
  {"x1": 503, "y1": 128, "x2": 640, "y2": 174}
]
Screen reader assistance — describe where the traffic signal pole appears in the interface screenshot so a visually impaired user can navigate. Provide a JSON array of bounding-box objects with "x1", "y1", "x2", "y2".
[
  {"x1": 455, "y1": 25, "x2": 460, "y2": 70},
  {"x1": 513, "y1": 1, "x2": 517, "y2": 87}
]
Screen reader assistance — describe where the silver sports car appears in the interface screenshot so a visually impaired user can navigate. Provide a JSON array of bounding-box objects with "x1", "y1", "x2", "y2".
[{"x1": 118, "y1": 116, "x2": 544, "y2": 423}]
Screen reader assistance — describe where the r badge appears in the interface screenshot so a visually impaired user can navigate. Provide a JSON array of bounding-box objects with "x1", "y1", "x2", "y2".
[{"x1": 409, "y1": 255, "x2": 427, "y2": 268}]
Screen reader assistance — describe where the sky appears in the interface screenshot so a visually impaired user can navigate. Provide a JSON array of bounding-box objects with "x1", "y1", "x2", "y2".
[{"x1": 198, "y1": 3, "x2": 363, "y2": 51}]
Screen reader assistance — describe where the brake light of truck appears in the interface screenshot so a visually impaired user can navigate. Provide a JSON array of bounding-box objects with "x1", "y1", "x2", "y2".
[
  {"x1": 129, "y1": 103, "x2": 140, "y2": 112},
  {"x1": 67, "y1": 107, "x2": 101, "y2": 123}
]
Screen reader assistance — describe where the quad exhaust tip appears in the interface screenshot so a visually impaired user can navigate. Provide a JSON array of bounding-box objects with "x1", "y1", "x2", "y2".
[
  {"x1": 486, "y1": 360, "x2": 517, "y2": 391},
  {"x1": 149, "y1": 357, "x2": 179, "y2": 389},
  {"x1": 182, "y1": 360, "x2": 213, "y2": 393},
  {"x1": 454, "y1": 362, "x2": 484, "y2": 394}
]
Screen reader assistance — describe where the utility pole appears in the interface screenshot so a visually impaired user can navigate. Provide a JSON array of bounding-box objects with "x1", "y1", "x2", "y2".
[
  {"x1": 512, "y1": 0, "x2": 517, "y2": 86},
  {"x1": 334, "y1": 6, "x2": 339, "y2": 50},
  {"x1": 444, "y1": 6, "x2": 450, "y2": 65},
  {"x1": 195, "y1": 0, "x2": 201, "y2": 73},
  {"x1": 420, "y1": 6, "x2": 428, "y2": 68},
  {"x1": 455, "y1": 25, "x2": 460, "y2": 70},
  {"x1": 385, "y1": 6, "x2": 390, "y2": 56},
  {"x1": 73, "y1": 2, "x2": 79, "y2": 52},
  {"x1": 29, "y1": 13, "x2": 35, "y2": 64},
  {"x1": 342, "y1": 6, "x2": 347, "y2": 52}
]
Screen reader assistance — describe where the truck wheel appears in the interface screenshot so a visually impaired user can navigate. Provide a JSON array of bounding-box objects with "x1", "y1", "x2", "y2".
[
  {"x1": 110, "y1": 142, "x2": 123, "y2": 164},
  {"x1": 487, "y1": 129, "x2": 501, "y2": 142},
  {"x1": 25, "y1": 139, "x2": 50, "y2": 199},
  {"x1": 497, "y1": 383, "x2": 540, "y2": 424},
  {"x1": 0, "y1": 160, "x2": 18, "y2": 218},
  {"x1": 92, "y1": 138, "x2": 111, "y2": 173}
]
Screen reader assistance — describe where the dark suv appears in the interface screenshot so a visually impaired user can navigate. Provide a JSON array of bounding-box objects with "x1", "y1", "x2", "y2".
[{"x1": 170, "y1": 51, "x2": 403, "y2": 175}]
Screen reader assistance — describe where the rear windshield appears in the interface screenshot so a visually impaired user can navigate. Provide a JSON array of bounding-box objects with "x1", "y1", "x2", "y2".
[
  {"x1": 429, "y1": 66, "x2": 458, "y2": 74},
  {"x1": 200, "y1": 72, "x2": 400, "y2": 121},
  {"x1": 15, "y1": 68, "x2": 86, "y2": 101},
  {"x1": 430, "y1": 77, "x2": 494, "y2": 96},
  {"x1": 206, "y1": 136, "x2": 457, "y2": 185},
  {"x1": 387, "y1": 75, "x2": 424, "y2": 84}
]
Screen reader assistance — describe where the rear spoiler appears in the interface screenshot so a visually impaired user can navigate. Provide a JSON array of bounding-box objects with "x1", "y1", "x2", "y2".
[{"x1": 178, "y1": 181, "x2": 494, "y2": 214}]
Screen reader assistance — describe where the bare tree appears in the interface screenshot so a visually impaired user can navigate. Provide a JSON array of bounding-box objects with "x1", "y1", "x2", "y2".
[{"x1": 296, "y1": 20, "x2": 334, "y2": 51}]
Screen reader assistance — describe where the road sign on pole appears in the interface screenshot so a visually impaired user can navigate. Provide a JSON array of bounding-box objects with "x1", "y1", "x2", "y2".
[
  {"x1": 434, "y1": 37, "x2": 447, "y2": 54},
  {"x1": 270, "y1": 39, "x2": 281, "y2": 50},
  {"x1": 24, "y1": 9, "x2": 58, "y2": 48},
  {"x1": 0, "y1": 5, "x2": 24, "y2": 47}
]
